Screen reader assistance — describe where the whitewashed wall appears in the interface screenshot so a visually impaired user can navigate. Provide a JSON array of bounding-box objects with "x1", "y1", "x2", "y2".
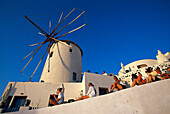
[
  {"x1": 40, "y1": 41, "x2": 82, "y2": 83},
  {"x1": 12, "y1": 79, "x2": 170, "y2": 114},
  {"x1": 1, "y1": 82, "x2": 83, "y2": 108},
  {"x1": 82, "y1": 72, "x2": 115, "y2": 95}
]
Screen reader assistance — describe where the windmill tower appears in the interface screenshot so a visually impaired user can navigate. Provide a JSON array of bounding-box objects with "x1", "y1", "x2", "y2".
[
  {"x1": 39, "y1": 40, "x2": 83, "y2": 83},
  {"x1": 21, "y1": 8, "x2": 86, "y2": 82}
]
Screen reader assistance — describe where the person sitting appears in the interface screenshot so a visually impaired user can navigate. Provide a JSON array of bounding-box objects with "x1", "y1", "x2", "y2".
[
  {"x1": 131, "y1": 73, "x2": 146, "y2": 87},
  {"x1": 102, "y1": 71, "x2": 107, "y2": 75},
  {"x1": 76, "y1": 83, "x2": 96, "y2": 101},
  {"x1": 146, "y1": 67, "x2": 158, "y2": 82},
  {"x1": 49, "y1": 88, "x2": 64, "y2": 106},
  {"x1": 155, "y1": 67, "x2": 169, "y2": 80},
  {"x1": 140, "y1": 68, "x2": 149, "y2": 83},
  {"x1": 166, "y1": 67, "x2": 170, "y2": 77},
  {"x1": 110, "y1": 76, "x2": 126, "y2": 92}
]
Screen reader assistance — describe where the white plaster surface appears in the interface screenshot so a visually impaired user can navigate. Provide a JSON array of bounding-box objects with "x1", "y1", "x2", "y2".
[
  {"x1": 118, "y1": 59, "x2": 158, "y2": 76},
  {"x1": 40, "y1": 41, "x2": 82, "y2": 83},
  {"x1": 1, "y1": 82, "x2": 83, "y2": 108},
  {"x1": 82, "y1": 72, "x2": 114, "y2": 95},
  {"x1": 11, "y1": 79, "x2": 170, "y2": 114}
]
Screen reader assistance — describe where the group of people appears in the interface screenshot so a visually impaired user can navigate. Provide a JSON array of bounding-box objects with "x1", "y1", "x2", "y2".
[
  {"x1": 110, "y1": 66, "x2": 170, "y2": 91},
  {"x1": 49, "y1": 83, "x2": 97, "y2": 106},
  {"x1": 131, "y1": 66, "x2": 170, "y2": 87},
  {"x1": 49, "y1": 66, "x2": 170, "y2": 106}
]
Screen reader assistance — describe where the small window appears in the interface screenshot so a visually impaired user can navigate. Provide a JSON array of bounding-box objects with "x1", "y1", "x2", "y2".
[
  {"x1": 66, "y1": 42, "x2": 70, "y2": 45},
  {"x1": 73, "y1": 72, "x2": 77, "y2": 81},
  {"x1": 25, "y1": 99, "x2": 31, "y2": 106},
  {"x1": 99, "y1": 87, "x2": 108, "y2": 95},
  {"x1": 50, "y1": 51, "x2": 53, "y2": 58},
  {"x1": 69, "y1": 48, "x2": 72, "y2": 52},
  {"x1": 10, "y1": 96, "x2": 27, "y2": 111},
  {"x1": 41, "y1": 80, "x2": 44, "y2": 82},
  {"x1": 137, "y1": 64, "x2": 147, "y2": 69},
  {"x1": 126, "y1": 70, "x2": 129, "y2": 73}
]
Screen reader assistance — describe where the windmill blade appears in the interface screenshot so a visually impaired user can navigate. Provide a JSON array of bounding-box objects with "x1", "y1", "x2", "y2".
[
  {"x1": 55, "y1": 23, "x2": 87, "y2": 39},
  {"x1": 52, "y1": 12, "x2": 63, "y2": 34},
  {"x1": 29, "y1": 42, "x2": 43, "y2": 46},
  {"x1": 39, "y1": 31, "x2": 72, "y2": 47},
  {"x1": 58, "y1": 12, "x2": 63, "y2": 24},
  {"x1": 51, "y1": 8, "x2": 76, "y2": 36},
  {"x1": 29, "y1": 45, "x2": 49, "y2": 81},
  {"x1": 24, "y1": 15, "x2": 49, "y2": 37},
  {"x1": 50, "y1": 37, "x2": 72, "y2": 47},
  {"x1": 53, "y1": 10, "x2": 86, "y2": 37},
  {"x1": 21, "y1": 44, "x2": 43, "y2": 73},
  {"x1": 49, "y1": 20, "x2": 51, "y2": 34},
  {"x1": 22, "y1": 44, "x2": 43, "y2": 60},
  {"x1": 21, "y1": 72, "x2": 30, "y2": 79},
  {"x1": 38, "y1": 32, "x2": 44, "y2": 35}
]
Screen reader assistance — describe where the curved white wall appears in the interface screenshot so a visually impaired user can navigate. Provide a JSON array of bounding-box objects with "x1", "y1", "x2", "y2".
[
  {"x1": 118, "y1": 59, "x2": 158, "y2": 76},
  {"x1": 39, "y1": 40, "x2": 82, "y2": 83}
]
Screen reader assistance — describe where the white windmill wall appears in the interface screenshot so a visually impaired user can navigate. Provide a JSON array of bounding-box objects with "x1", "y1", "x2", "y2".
[{"x1": 39, "y1": 40, "x2": 83, "y2": 83}]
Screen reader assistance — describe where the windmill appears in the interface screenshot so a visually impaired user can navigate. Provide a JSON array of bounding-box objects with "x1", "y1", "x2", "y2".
[{"x1": 21, "y1": 8, "x2": 86, "y2": 82}]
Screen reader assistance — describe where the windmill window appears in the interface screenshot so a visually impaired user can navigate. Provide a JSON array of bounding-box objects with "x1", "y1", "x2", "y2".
[
  {"x1": 41, "y1": 80, "x2": 45, "y2": 82},
  {"x1": 66, "y1": 42, "x2": 70, "y2": 45},
  {"x1": 69, "y1": 48, "x2": 72, "y2": 52},
  {"x1": 73, "y1": 72, "x2": 77, "y2": 81},
  {"x1": 50, "y1": 51, "x2": 53, "y2": 58}
]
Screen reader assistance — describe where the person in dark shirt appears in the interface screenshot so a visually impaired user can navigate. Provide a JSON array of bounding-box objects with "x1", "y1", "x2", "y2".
[{"x1": 110, "y1": 76, "x2": 126, "y2": 92}]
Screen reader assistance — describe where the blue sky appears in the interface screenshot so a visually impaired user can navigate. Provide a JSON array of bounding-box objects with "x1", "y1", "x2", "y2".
[{"x1": 0, "y1": 0, "x2": 170, "y2": 96}]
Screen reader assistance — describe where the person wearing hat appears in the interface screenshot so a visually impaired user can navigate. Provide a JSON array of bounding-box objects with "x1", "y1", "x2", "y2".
[
  {"x1": 49, "y1": 88, "x2": 64, "y2": 106},
  {"x1": 76, "y1": 83, "x2": 96, "y2": 101}
]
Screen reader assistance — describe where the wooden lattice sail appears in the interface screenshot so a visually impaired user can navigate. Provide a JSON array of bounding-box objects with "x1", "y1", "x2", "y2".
[{"x1": 21, "y1": 8, "x2": 86, "y2": 82}]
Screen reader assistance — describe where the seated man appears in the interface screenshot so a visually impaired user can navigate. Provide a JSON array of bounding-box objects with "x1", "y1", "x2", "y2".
[
  {"x1": 49, "y1": 88, "x2": 64, "y2": 106},
  {"x1": 76, "y1": 83, "x2": 96, "y2": 101},
  {"x1": 110, "y1": 76, "x2": 126, "y2": 92},
  {"x1": 131, "y1": 73, "x2": 145, "y2": 87}
]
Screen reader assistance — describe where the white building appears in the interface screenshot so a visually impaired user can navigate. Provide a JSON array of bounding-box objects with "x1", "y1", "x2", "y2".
[
  {"x1": 0, "y1": 39, "x2": 169, "y2": 113},
  {"x1": 118, "y1": 50, "x2": 170, "y2": 87},
  {"x1": 0, "y1": 40, "x2": 115, "y2": 113}
]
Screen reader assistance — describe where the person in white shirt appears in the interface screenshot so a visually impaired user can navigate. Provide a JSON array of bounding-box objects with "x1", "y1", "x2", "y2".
[
  {"x1": 49, "y1": 88, "x2": 64, "y2": 105},
  {"x1": 76, "y1": 83, "x2": 96, "y2": 101},
  {"x1": 102, "y1": 71, "x2": 107, "y2": 75}
]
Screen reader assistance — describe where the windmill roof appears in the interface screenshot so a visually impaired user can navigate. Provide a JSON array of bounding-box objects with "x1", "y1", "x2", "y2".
[{"x1": 60, "y1": 40, "x2": 83, "y2": 56}]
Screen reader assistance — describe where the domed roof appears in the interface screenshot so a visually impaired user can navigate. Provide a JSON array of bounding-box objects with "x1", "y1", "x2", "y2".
[{"x1": 118, "y1": 59, "x2": 158, "y2": 75}]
